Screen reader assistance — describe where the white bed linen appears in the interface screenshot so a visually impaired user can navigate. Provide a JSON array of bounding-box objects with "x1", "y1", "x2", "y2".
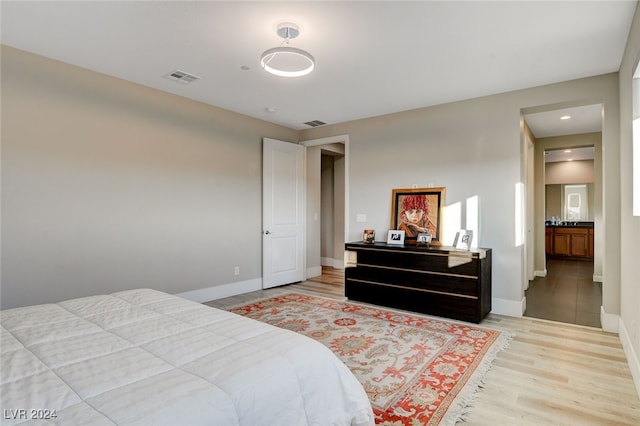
[{"x1": 1, "y1": 289, "x2": 374, "y2": 425}]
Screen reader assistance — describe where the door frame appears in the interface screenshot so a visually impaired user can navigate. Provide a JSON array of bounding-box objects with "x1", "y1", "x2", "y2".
[{"x1": 300, "y1": 134, "x2": 350, "y2": 272}]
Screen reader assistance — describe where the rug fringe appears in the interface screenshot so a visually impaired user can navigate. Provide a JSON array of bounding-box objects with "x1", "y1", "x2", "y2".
[{"x1": 439, "y1": 330, "x2": 514, "y2": 425}]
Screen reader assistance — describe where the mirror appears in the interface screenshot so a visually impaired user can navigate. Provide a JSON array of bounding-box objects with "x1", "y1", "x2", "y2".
[
  {"x1": 546, "y1": 183, "x2": 594, "y2": 221},
  {"x1": 544, "y1": 145, "x2": 595, "y2": 222}
]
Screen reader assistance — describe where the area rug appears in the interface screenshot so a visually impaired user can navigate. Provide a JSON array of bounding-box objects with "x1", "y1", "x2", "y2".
[{"x1": 229, "y1": 293, "x2": 511, "y2": 426}]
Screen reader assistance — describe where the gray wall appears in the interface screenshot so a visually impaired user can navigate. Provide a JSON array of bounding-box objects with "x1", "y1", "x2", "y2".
[
  {"x1": 320, "y1": 154, "x2": 335, "y2": 263},
  {"x1": 1, "y1": 46, "x2": 298, "y2": 309},
  {"x1": 545, "y1": 159, "x2": 595, "y2": 184}
]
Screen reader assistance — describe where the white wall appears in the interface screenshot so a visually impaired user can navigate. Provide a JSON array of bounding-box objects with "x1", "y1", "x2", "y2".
[
  {"x1": 301, "y1": 73, "x2": 620, "y2": 318},
  {"x1": 1, "y1": 46, "x2": 299, "y2": 309}
]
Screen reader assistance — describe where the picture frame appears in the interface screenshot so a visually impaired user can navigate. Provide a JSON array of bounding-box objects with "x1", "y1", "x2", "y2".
[
  {"x1": 387, "y1": 229, "x2": 405, "y2": 245},
  {"x1": 390, "y1": 187, "x2": 445, "y2": 246},
  {"x1": 363, "y1": 229, "x2": 376, "y2": 244},
  {"x1": 453, "y1": 229, "x2": 473, "y2": 250},
  {"x1": 416, "y1": 232, "x2": 432, "y2": 247}
]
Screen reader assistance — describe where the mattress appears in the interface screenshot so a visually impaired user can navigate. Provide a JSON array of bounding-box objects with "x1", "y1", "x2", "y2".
[{"x1": 0, "y1": 289, "x2": 374, "y2": 425}]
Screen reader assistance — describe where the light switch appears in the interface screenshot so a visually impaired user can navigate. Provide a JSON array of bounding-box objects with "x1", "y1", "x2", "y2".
[{"x1": 356, "y1": 214, "x2": 367, "y2": 222}]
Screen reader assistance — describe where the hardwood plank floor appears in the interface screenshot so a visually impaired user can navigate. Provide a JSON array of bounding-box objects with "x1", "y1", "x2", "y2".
[{"x1": 206, "y1": 266, "x2": 640, "y2": 425}]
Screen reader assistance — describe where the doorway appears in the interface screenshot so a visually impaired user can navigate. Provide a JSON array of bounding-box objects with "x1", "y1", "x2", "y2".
[
  {"x1": 301, "y1": 135, "x2": 349, "y2": 282},
  {"x1": 523, "y1": 104, "x2": 603, "y2": 327}
]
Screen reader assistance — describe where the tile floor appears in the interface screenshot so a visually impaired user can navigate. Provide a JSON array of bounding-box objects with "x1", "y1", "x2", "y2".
[{"x1": 524, "y1": 258, "x2": 602, "y2": 327}]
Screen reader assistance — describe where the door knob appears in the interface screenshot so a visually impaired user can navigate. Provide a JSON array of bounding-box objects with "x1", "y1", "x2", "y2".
[{"x1": 264, "y1": 230, "x2": 272, "y2": 234}]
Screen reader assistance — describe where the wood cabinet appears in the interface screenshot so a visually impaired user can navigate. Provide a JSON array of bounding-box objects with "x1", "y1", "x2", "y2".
[
  {"x1": 344, "y1": 242, "x2": 492, "y2": 323},
  {"x1": 546, "y1": 226, "x2": 593, "y2": 259},
  {"x1": 545, "y1": 227, "x2": 553, "y2": 254}
]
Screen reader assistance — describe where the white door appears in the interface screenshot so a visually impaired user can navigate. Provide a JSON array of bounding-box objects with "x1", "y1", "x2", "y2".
[{"x1": 262, "y1": 138, "x2": 305, "y2": 289}]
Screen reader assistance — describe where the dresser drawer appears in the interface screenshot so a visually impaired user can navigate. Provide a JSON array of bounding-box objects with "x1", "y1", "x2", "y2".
[
  {"x1": 354, "y1": 247, "x2": 479, "y2": 276},
  {"x1": 346, "y1": 279, "x2": 481, "y2": 323},
  {"x1": 346, "y1": 266, "x2": 479, "y2": 297}
]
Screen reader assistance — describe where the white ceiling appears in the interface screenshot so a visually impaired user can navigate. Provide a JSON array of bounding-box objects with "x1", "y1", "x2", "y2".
[
  {"x1": 525, "y1": 104, "x2": 603, "y2": 138},
  {"x1": 1, "y1": 1, "x2": 636, "y2": 134},
  {"x1": 545, "y1": 146, "x2": 595, "y2": 163}
]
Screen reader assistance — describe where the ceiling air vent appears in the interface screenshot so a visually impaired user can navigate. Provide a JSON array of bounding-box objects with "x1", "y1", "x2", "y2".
[
  {"x1": 304, "y1": 120, "x2": 327, "y2": 127},
  {"x1": 163, "y1": 69, "x2": 201, "y2": 84}
]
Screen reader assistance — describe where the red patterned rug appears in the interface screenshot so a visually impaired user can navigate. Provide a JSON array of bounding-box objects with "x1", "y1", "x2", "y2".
[{"x1": 229, "y1": 293, "x2": 511, "y2": 425}]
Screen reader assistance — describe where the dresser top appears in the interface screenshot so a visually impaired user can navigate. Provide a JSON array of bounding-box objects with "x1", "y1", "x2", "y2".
[{"x1": 345, "y1": 241, "x2": 490, "y2": 258}]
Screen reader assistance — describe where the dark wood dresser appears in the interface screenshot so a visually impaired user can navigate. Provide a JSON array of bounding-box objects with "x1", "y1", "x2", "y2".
[{"x1": 344, "y1": 242, "x2": 492, "y2": 323}]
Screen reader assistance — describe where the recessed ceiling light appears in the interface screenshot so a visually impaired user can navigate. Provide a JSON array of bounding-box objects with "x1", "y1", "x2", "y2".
[
  {"x1": 567, "y1": 159, "x2": 574, "y2": 162},
  {"x1": 564, "y1": 149, "x2": 572, "y2": 153},
  {"x1": 560, "y1": 115, "x2": 571, "y2": 120}
]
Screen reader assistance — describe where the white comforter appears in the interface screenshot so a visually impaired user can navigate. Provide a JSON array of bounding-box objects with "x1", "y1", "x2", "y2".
[{"x1": 0, "y1": 289, "x2": 374, "y2": 425}]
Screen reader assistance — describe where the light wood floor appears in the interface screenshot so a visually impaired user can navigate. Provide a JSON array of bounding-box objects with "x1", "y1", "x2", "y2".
[{"x1": 206, "y1": 267, "x2": 640, "y2": 426}]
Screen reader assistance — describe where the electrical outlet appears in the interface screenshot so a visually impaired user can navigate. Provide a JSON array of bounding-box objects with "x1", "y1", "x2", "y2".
[{"x1": 234, "y1": 266, "x2": 240, "y2": 276}]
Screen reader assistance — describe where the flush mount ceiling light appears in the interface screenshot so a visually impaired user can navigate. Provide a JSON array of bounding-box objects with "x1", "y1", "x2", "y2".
[{"x1": 261, "y1": 23, "x2": 315, "y2": 77}]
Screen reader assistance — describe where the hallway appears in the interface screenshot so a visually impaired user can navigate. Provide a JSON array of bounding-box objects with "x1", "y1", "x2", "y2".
[{"x1": 524, "y1": 258, "x2": 602, "y2": 327}]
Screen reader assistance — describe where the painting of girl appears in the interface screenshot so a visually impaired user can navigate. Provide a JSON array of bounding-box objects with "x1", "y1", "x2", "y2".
[{"x1": 391, "y1": 188, "x2": 445, "y2": 244}]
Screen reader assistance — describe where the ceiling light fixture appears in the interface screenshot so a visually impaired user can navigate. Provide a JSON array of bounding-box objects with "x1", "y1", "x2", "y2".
[
  {"x1": 261, "y1": 23, "x2": 314, "y2": 78},
  {"x1": 560, "y1": 115, "x2": 571, "y2": 120}
]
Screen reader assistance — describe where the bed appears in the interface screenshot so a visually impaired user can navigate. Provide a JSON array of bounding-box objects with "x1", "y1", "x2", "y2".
[{"x1": 0, "y1": 288, "x2": 374, "y2": 425}]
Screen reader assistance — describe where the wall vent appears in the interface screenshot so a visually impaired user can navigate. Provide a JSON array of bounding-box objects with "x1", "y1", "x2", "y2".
[
  {"x1": 304, "y1": 120, "x2": 327, "y2": 127},
  {"x1": 163, "y1": 69, "x2": 201, "y2": 84}
]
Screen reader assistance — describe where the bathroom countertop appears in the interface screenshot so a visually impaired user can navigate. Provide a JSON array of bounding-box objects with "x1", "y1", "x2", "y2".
[{"x1": 545, "y1": 221, "x2": 594, "y2": 228}]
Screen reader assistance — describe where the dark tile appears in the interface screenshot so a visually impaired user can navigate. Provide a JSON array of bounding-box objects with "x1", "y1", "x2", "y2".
[
  {"x1": 524, "y1": 259, "x2": 600, "y2": 328},
  {"x1": 525, "y1": 306, "x2": 576, "y2": 324},
  {"x1": 576, "y1": 310, "x2": 601, "y2": 328}
]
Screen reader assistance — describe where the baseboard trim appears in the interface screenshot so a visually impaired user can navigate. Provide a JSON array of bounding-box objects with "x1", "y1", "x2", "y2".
[
  {"x1": 491, "y1": 296, "x2": 525, "y2": 317},
  {"x1": 307, "y1": 266, "x2": 322, "y2": 278},
  {"x1": 593, "y1": 274, "x2": 603, "y2": 283},
  {"x1": 600, "y1": 306, "x2": 619, "y2": 333},
  {"x1": 176, "y1": 279, "x2": 262, "y2": 303},
  {"x1": 619, "y1": 318, "x2": 640, "y2": 399},
  {"x1": 321, "y1": 257, "x2": 345, "y2": 269},
  {"x1": 534, "y1": 269, "x2": 547, "y2": 278}
]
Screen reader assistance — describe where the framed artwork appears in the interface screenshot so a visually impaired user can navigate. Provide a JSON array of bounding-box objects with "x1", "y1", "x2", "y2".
[
  {"x1": 387, "y1": 229, "x2": 405, "y2": 245},
  {"x1": 391, "y1": 187, "x2": 445, "y2": 246},
  {"x1": 363, "y1": 229, "x2": 376, "y2": 244},
  {"x1": 453, "y1": 230, "x2": 473, "y2": 250}
]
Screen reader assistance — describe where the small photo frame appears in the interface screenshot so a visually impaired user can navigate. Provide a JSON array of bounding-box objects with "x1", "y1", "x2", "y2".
[
  {"x1": 387, "y1": 229, "x2": 405, "y2": 245},
  {"x1": 363, "y1": 229, "x2": 376, "y2": 244},
  {"x1": 416, "y1": 232, "x2": 432, "y2": 247},
  {"x1": 453, "y1": 230, "x2": 473, "y2": 250}
]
